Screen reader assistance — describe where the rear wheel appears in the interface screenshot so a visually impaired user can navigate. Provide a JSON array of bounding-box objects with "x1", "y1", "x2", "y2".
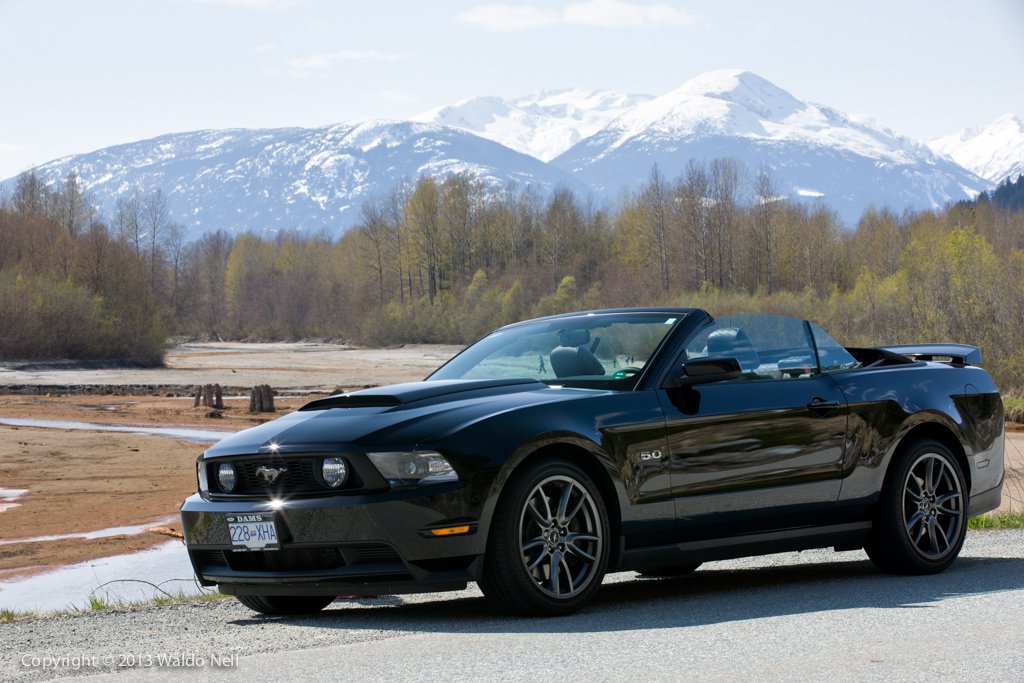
[
  {"x1": 235, "y1": 594, "x2": 336, "y2": 615},
  {"x1": 865, "y1": 439, "x2": 967, "y2": 574},
  {"x1": 479, "y1": 458, "x2": 610, "y2": 616}
]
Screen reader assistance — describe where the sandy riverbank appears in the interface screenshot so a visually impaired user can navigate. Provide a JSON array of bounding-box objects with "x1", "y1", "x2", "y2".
[{"x1": 0, "y1": 342, "x2": 459, "y2": 584}]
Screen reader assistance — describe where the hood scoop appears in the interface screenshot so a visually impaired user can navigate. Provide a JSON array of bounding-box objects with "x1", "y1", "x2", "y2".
[
  {"x1": 300, "y1": 394, "x2": 405, "y2": 411},
  {"x1": 300, "y1": 378, "x2": 546, "y2": 412}
]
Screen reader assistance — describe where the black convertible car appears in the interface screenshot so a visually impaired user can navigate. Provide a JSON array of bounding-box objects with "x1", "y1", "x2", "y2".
[{"x1": 181, "y1": 308, "x2": 1004, "y2": 616}]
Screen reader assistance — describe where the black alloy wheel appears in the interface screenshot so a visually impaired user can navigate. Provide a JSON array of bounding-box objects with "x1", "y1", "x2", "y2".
[
  {"x1": 479, "y1": 459, "x2": 610, "y2": 616},
  {"x1": 866, "y1": 439, "x2": 968, "y2": 574}
]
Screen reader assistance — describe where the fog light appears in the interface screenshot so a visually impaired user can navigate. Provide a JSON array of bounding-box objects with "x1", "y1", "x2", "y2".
[
  {"x1": 217, "y1": 463, "x2": 237, "y2": 493},
  {"x1": 321, "y1": 457, "x2": 349, "y2": 488}
]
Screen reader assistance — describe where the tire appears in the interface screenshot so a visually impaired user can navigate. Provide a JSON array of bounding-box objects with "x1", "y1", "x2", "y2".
[
  {"x1": 235, "y1": 594, "x2": 336, "y2": 615},
  {"x1": 865, "y1": 439, "x2": 968, "y2": 575},
  {"x1": 479, "y1": 458, "x2": 610, "y2": 616},
  {"x1": 638, "y1": 562, "x2": 702, "y2": 578}
]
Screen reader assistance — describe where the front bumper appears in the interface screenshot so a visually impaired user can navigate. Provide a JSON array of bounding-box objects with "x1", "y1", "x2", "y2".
[{"x1": 181, "y1": 485, "x2": 486, "y2": 596}]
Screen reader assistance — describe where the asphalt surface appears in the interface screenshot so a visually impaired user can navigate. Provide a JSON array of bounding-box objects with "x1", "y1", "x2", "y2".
[{"x1": 3, "y1": 529, "x2": 1023, "y2": 682}]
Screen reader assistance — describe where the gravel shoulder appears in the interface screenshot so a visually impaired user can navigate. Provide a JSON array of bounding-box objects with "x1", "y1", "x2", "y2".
[{"x1": 2, "y1": 529, "x2": 1023, "y2": 681}]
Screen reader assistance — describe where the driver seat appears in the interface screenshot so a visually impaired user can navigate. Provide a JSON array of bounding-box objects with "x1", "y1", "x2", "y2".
[{"x1": 550, "y1": 345, "x2": 605, "y2": 378}]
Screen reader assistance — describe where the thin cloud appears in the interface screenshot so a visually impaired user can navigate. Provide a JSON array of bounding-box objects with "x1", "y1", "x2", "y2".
[
  {"x1": 564, "y1": 0, "x2": 696, "y2": 28},
  {"x1": 0, "y1": 142, "x2": 20, "y2": 154},
  {"x1": 274, "y1": 49, "x2": 410, "y2": 79},
  {"x1": 455, "y1": 4, "x2": 559, "y2": 32},
  {"x1": 191, "y1": 0, "x2": 301, "y2": 9},
  {"x1": 456, "y1": 1, "x2": 696, "y2": 31}
]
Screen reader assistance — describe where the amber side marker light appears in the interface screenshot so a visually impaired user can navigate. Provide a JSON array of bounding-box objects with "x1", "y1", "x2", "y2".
[{"x1": 429, "y1": 525, "x2": 471, "y2": 537}]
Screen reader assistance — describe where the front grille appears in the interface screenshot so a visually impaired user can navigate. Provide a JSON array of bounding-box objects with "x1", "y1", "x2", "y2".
[
  {"x1": 207, "y1": 455, "x2": 365, "y2": 496},
  {"x1": 193, "y1": 544, "x2": 403, "y2": 574},
  {"x1": 236, "y1": 458, "x2": 320, "y2": 494},
  {"x1": 228, "y1": 547, "x2": 347, "y2": 572}
]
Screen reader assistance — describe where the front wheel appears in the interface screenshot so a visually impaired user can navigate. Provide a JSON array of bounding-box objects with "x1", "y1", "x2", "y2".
[
  {"x1": 235, "y1": 594, "x2": 336, "y2": 615},
  {"x1": 865, "y1": 439, "x2": 968, "y2": 575},
  {"x1": 479, "y1": 459, "x2": 610, "y2": 616}
]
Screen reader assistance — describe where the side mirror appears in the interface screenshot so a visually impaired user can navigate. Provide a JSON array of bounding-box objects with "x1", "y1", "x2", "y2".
[{"x1": 673, "y1": 356, "x2": 742, "y2": 387}]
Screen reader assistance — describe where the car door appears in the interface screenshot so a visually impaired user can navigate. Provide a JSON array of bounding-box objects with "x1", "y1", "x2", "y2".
[{"x1": 656, "y1": 314, "x2": 848, "y2": 542}]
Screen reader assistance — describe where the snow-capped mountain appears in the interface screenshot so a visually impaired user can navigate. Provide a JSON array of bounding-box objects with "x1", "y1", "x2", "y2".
[
  {"x1": 554, "y1": 70, "x2": 988, "y2": 223},
  {"x1": 414, "y1": 88, "x2": 653, "y2": 161},
  {"x1": 7, "y1": 121, "x2": 586, "y2": 238},
  {"x1": 2, "y1": 70, "x2": 1002, "y2": 239},
  {"x1": 928, "y1": 114, "x2": 1024, "y2": 184}
]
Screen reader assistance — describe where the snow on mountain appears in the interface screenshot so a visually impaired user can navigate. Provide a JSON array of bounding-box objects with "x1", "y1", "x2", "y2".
[
  {"x1": 928, "y1": 114, "x2": 1024, "y2": 184},
  {"x1": 414, "y1": 88, "x2": 653, "y2": 161},
  {"x1": 2, "y1": 70, "x2": 1003, "y2": 239},
  {"x1": 554, "y1": 69, "x2": 989, "y2": 224},
  {"x1": 3, "y1": 120, "x2": 587, "y2": 239}
]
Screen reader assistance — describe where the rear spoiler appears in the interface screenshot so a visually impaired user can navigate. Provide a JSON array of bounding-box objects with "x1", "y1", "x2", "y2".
[{"x1": 875, "y1": 344, "x2": 982, "y2": 366}]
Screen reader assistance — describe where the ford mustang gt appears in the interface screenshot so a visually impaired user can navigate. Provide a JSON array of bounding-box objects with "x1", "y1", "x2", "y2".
[{"x1": 180, "y1": 308, "x2": 1004, "y2": 616}]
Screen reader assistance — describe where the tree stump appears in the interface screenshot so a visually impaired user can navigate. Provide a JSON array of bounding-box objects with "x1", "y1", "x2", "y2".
[
  {"x1": 194, "y1": 384, "x2": 226, "y2": 409},
  {"x1": 249, "y1": 384, "x2": 276, "y2": 413},
  {"x1": 194, "y1": 383, "x2": 225, "y2": 409}
]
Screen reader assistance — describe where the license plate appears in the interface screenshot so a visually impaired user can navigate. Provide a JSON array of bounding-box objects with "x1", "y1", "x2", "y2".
[{"x1": 226, "y1": 513, "x2": 280, "y2": 551}]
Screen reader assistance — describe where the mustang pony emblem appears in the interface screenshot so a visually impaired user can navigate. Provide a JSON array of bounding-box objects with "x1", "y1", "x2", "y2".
[{"x1": 255, "y1": 465, "x2": 287, "y2": 484}]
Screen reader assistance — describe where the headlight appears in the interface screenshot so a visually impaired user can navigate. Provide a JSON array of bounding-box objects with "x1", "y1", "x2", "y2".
[
  {"x1": 217, "y1": 463, "x2": 237, "y2": 493},
  {"x1": 197, "y1": 458, "x2": 209, "y2": 493},
  {"x1": 321, "y1": 457, "x2": 349, "y2": 488},
  {"x1": 366, "y1": 451, "x2": 458, "y2": 487}
]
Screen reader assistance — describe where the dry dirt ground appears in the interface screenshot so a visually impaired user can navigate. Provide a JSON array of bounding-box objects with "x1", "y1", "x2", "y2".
[
  {"x1": 0, "y1": 343, "x2": 460, "y2": 581},
  {"x1": 0, "y1": 342, "x2": 1021, "y2": 583},
  {"x1": 0, "y1": 342, "x2": 461, "y2": 390}
]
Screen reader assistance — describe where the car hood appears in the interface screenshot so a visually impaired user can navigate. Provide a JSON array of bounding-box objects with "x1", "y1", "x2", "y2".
[{"x1": 203, "y1": 378, "x2": 602, "y2": 458}]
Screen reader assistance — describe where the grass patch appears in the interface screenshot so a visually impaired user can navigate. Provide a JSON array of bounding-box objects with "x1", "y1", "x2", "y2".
[
  {"x1": 151, "y1": 590, "x2": 233, "y2": 607},
  {"x1": 0, "y1": 607, "x2": 37, "y2": 623},
  {"x1": 0, "y1": 591, "x2": 230, "y2": 623},
  {"x1": 1005, "y1": 395, "x2": 1024, "y2": 423},
  {"x1": 67, "y1": 589, "x2": 232, "y2": 614},
  {"x1": 969, "y1": 512, "x2": 1024, "y2": 529}
]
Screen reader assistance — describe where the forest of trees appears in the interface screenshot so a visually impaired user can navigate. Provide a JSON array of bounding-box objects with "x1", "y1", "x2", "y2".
[{"x1": 2, "y1": 165, "x2": 1023, "y2": 392}]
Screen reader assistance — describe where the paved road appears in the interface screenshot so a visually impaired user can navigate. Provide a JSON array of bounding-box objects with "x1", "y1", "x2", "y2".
[{"x1": 4, "y1": 529, "x2": 1023, "y2": 682}]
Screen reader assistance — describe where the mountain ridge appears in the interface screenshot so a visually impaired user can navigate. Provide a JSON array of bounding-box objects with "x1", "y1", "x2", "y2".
[
  {"x1": 2, "y1": 70, "x2": 1007, "y2": 239},
  {"x1": 928, "y1": 113, "x2": 1024, "y2": 184}
]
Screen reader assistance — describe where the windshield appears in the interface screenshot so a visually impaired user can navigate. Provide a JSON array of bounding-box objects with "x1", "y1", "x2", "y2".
[{"x1": 428, "y1": 312, "x2": 684, "y2": 390}]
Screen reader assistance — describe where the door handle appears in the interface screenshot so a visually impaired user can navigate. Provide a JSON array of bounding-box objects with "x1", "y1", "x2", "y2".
[{"x1": 806, "y1": 398, "x2": 842, "y2": 412}]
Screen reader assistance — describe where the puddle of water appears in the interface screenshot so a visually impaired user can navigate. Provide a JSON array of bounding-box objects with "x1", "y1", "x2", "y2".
[
  {"x1": 0, "y1": 516, "x2": 178, "y2": 546},
  {"x1": 0, "y1": 541, "x2": 204, "y2": 613},
  {"x1": 0, "y1": 488, "x2": 29, "y2": 513},
  {"x1": 0, "y1": 417, "x2": 230, "y2": 444}
]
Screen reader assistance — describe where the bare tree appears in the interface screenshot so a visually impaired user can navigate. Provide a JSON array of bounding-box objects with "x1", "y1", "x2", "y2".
[
  {"x1": 679, "y1": 161, "x2": 711, "y2": 288},
  {"x1": 641, "y1": 165, "x2": 671, "y2": 292},
  {"x1": 142, "y1": 189, "x2": 171, "y2": 289},
  {"x1": 359, "y1": 199, "x2": 391, "y2": 305},
  {"x1": 754, "y1": 164, "x2": 777, "y2": 294},
  {"x1": 116, "y1": 191, "x2": 143, "y2": 256}
]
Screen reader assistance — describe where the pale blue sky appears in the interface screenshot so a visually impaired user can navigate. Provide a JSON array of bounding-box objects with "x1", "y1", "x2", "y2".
[{"x1": 1, "y1": 0, "x2": 1022, "y2": 179}]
